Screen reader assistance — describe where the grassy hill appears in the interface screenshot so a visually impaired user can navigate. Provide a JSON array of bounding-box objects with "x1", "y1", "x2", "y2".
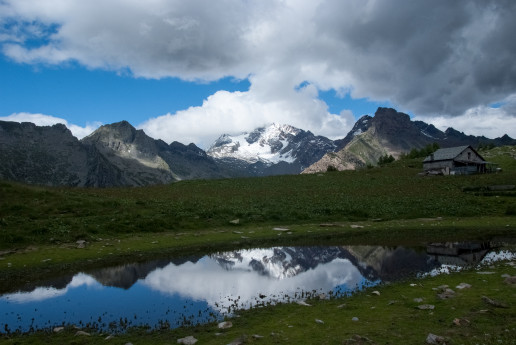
[{"x1": 1, "y1": 146, "x2": 515, "y2": 249}]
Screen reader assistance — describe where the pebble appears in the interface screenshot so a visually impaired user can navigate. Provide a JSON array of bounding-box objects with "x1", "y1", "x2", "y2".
[
  {"x1": 75, "y1": 331, "x2": 90, "y2": 336},
  {"x1": 417, "y1": 304, "x2": 435, "y2": 310},
  {"x1": 352, "y1": 317, "x2": 359, "y2": 322},
  {"x1": 177, "y1": 335, "x2": 198, "y2": 344},
  {"x1": 218, "y1": 321, "x2": 233, "y2": 329},
  {"x1": 413, "y1": 298, "x2": 424, "y2": 303},
  {"x1": 456, "y1": 283, "x2": 471, "y2": 289},
  {"x1": 297, "y1": 300, "x2": 312, "y2": 306},
  {"x1": 371, "y1": 290, "x2": 380, "y2": 296},
  {"x1": 53, "y1": 327, "x2": 64, "y2": 333},
  {"x1": 504, "y1": 276, "x2": 516, "y2": 286},
  {"x1": 315, "y1": 319, "x2": 324, "y2": 324},
  {"x1": 426, "y1": 333, "x2": 446, "y2": 344},
  {"x1": 437, "y1": 288, "x2": 455, "y2": 299}
]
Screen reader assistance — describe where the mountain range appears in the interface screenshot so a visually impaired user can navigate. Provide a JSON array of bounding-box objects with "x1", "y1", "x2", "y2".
[{"x1": 1, "y1": 107, "x2": 514, "y2": 187}]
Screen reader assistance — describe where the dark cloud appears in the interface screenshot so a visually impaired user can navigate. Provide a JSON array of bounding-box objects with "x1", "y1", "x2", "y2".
[{"x1": 1, "y1": 0, "x2": 515, "y2": 137}]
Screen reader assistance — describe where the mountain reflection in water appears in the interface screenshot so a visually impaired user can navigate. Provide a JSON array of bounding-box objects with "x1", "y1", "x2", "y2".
[{"x1": 0, "y1": 242, "x2": 504, "y2": 333}]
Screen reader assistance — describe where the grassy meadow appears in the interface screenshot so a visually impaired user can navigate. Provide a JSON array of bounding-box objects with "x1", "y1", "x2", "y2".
[{"x1": 0, "y1": 145, "x2": 515, "y2": 344}]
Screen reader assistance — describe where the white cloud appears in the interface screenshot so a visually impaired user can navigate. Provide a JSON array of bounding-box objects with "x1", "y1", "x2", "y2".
[
  {"x1": 1, "y1": 0, "x2": 516, "y2": 144},
  {"x1": 139, "y1": 80, "x2": 355, "y2": 148},
  {"x1": 414, "y1": 94, "x2": 516, "y2": 139},
  {"x1": 0, "y1": 113, "x2": 100, "y2": 139}
]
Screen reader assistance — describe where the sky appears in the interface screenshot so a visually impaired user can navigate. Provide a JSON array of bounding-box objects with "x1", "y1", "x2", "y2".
[{"x1": 1, "y1": 0, "x2": 515, "y2": 149}]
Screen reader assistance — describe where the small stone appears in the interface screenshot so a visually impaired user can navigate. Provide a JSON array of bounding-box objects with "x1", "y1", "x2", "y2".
[
  {"x1": 315, "y1": 319, "x2": 324, "y2": 324},
  {"x1": 477, "y1": 271, "x2": 496, "y2": 275},
  {"x1": 504, "y1": 276, "x2": 516, "y2": 286},
  {"x1": 410, "y1": 283, "x2": 417, "y2": 287},
  {"x1": 177, "y1": 335, "x2": 198, "y2": 345},
  {"x1": 252, "y1": 334, "x2": 264, "y2": 339},
  {"x1": 105, "y1": 335, "x2": 115, "y2": 340},
  {"x1": 456, "y1": 283, "x2": 471, "y2": 289},
  {"x1": 75, "y1": 331, "x2": 90, "y2": 336},
  {"x1": 437, "y1": 288, "x2": 455, "y2": 299},
  {"x1": 76, "y1": 240, "x2": 87, "y2": 249},
  {"x1": 371, "y1": 290, "x2": 380, "y2": 296},
  {"x1": 418, "y1": 304, "x2": 435, "y2": 310},
  {"x1": 229, "y1": 219, "x2": 240, "y2": 225},
  {"x1": 318, "y1": 293, "x2": 327, "y2": 299},
  {"x1": 426, "y1": 333, "x2": 447, "y2": 344},
  {"x1": 352, "y1": 317, "x2": 359, "y2": 322},
  {"x1": 350, "y1": 224, "x2": 364, "y2": 228},
  {"x1": 482, "y1": 295, "x2": 509, "y2": 308},
  {"x1": 413, "y1": 298, "x2": 424, "y2": 303},
  {"x1": 218, "y1": 321, "x2": 233, "y2": 329},
  {"x1": 453, "y1": 318, "x2": 470, "y2": 326},
  {"x1": 297, "y1": 300, "x2": 312, "y2": 306},
  {"x1": 337, "y1": 304, "x2": 347, "y2": 308},
  {"x1": 388, "y1": 300, "x2": 398, "y2": 305},
  {"x1": 272, "y1": 227, "x2": 289, "y2": 231},
  {"x1": 53, "y1": 326, "x2": 64, "y2": 333},
  {"x1": 233, "y1": 231, "x2": 243, "y2": 234}
]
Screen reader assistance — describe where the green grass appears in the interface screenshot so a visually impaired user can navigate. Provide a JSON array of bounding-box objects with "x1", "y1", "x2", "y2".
[
  {"x1": 0, "y1": 146, "x2": 515, "y2": 343},
  {"x1": 1, "y1": 146, "x2": 515, "y2": 248}
]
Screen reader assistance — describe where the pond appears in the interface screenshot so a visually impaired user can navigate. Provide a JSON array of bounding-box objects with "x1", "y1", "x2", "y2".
[{"x1": 0, "y1": 242, "x2": 513, "y2": 333}]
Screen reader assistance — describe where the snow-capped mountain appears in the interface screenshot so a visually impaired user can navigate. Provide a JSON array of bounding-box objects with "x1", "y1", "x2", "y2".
[{"x1": 207, "y1": 123, "x2": 337, "y2": 176}]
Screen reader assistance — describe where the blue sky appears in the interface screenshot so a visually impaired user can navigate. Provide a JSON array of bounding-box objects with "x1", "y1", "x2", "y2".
[{"x1": 1, "y1": 0, "x2": 515, "y2": 148}]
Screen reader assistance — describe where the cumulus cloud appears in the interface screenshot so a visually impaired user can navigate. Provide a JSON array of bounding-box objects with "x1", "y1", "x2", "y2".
[
  {"x1": 1, "y1": 0, "x2": 516, "y2": 143},
  {"x1": 0, "y1": 113, "x2": 101, "y2": 139},
  {"x1": 414, "y1": 94, "x2": 516, "y2": 138},
  {"x1": 139, "y1": 79, "x2": 355, "y2": 148}
]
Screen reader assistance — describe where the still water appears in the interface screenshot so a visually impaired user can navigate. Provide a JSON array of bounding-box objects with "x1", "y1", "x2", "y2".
[{"x1": 0, "y1": 243, "x2": 512, "y2": 333}]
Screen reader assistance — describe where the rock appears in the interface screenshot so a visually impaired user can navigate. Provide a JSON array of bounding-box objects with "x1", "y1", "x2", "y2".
[
  {"x1": 229, "y1": 219, "x2": 240, "y2": 225},
  {"x1": 53, "y1": 326, "x2": 64, "y2": 333},
  {"x1": 371, "y1": 290, "x2": 380, "y2": 296},
  {"x1": 456, "y1": 283, "x2": 471, "y2": 289},
  {"x1": 482, "y1": 295, "x2": 509, "y2": 308},
  {"x1": 437, "y1": 288, "x2": 455, "y2": 299},
  {"x1": 105, "y1": 335, "x2": 115, "y2": 340},
  {"x1": 504, "y1": 276, "x2": 516, "y2": 286},
  {"x1": 352, "y1": 317, "x2": 359, "y2": 322},
  {"x1": 337, "y1": 304, "x2": 347, "y2": 308},
  {"x1": 477, "y1": 271, "x2": 495, "y2": 275},
  {"x1": 76, "y1": 240, "x2": 87, "y2": 249},
  {"x1": 177, "y1": 335, "x2": 198, "y2": 344},
  {"x1": 297, "y1": 300, "x2": 312, "y2": 306},
  {"x1": 388, "y1": 300, "x2": 398, "y2": 305},
  {"x1": 252, "y1": 334, "x2": 264, "y2": 339},
  {"x1": 417, "y1": 304, "x2": 435, "y2": 310},
  {"x1": 453, "y1": 318, "x2": 470, "y2": 326},
  {"x1": 350, "y1": 224, "x2": 364, "y2": 228},
  {"x1": 315, "y1": 319, "x2": 324, "y2": 324},
  {"x1": 344, "y1": 334, "x2": 375, "y2": 344},
  {"x1": 272, "y1": 227, "x2": 289, "y2": 231},
  {"x1": 413, "y1": 298, "x2": 424, "y2": 303},
  {"x1": 75, "y1": 331, "x2": 91, "y2": 336},
  {"x1": 218, "y1": 321, "x2": 233, "y2": 329},
  {"x1": 426, "y1": 333, "x2": 447, "y2": 344},
  {"x1": 318, "y1": 293, "x2": 327, "y2": 299}
]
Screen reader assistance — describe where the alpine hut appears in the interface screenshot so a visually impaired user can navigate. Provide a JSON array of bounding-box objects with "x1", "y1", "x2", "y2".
[{"x1": 423, "y1": 145, "x2": 495, "y2": 175}]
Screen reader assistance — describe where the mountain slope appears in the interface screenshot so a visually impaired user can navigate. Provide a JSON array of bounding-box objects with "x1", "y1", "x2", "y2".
[
  {"x1": 207, "y1": 123, "x2": 337, "y2": 176},
  {"x1": 303, "y1": 107, "x2": 516, "y2": 173},
  {"x1": 0, "y1": 121, "x2": 91, "y2": 186},
  {"x1": 0, "y1": 120, "x2": 227, "y2": 187}
]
